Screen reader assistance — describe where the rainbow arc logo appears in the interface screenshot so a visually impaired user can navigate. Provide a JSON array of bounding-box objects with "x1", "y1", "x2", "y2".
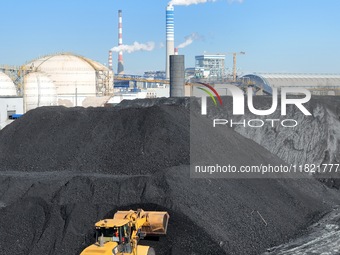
[{"x1": 196, "y1": 82, "x2": 223, "y2": 106}]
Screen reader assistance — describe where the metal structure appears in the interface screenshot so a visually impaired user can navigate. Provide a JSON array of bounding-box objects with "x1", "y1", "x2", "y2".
[
  {"x1": 195, "y1": 54, "x2": 226, "y2": 79},
  {"x1": 170, "y1": 55, "x2": 185, "y2": 97},
  {"x1": 144, "y1": 71, "x2": 166, "y2": 80},
  {"x1": 166, "y1": 4, "x2": 175, "y2": 79},
  {"x1": 117, "y1": 10, "x2": 124, "y2": 75},
  {"x1": 229, "y1": 52, "x2": 245, "y2": 82},
  {"x1": 115, "y1": 75, "x2": 169, "y2": 85},
  {"x1": 0, "y1": 65, "x2": 30, "y2": 95},
  {"x1": 242, "y1": 73, "x2": 340, "y2": 95}
]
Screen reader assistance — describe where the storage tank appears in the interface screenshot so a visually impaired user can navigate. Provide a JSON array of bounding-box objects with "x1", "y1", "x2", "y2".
[
  {"x1": 24, "y1": 72, "x2": 57, "y2": 111},
  {"x1": 24, "y1": 53, "x2": 113, "y2": 107},
  {"x1": 0, "y1": 72, "x2": 17, "y2": 96}
]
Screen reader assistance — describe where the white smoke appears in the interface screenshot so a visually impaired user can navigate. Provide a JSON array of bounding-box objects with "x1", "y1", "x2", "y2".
[
  {"x1": 111, "y1": 41, "x2": 155, "y2": 53},
  {"x1": 228, "y1": 0, "x2": 243, "y2": 3},
  {"x1": 177, "y1": 33, "x2": 202, "y2": 48},
  {"x1": 169, "y1": 0, "x2": 216, "y2": 6},
  {"x1": 169, "y1": 0, "x2": 243, "y2": 5}
]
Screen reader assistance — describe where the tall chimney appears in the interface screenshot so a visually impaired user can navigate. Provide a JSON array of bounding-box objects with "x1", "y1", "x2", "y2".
[
  {"x1": 166, "y1": 4, "x2": 175, "y2": 79},
  {"x1": 117, "y1": 10, "x2": 124, "y2": 75},
  {"x1": 108, "y1": 50, "x2": 113, "y2": 71}
]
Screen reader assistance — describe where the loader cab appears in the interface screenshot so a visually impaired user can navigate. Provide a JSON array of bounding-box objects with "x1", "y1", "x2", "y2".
[{"x1": 95, "y1": 219, "x2": 132, "y2": 252}]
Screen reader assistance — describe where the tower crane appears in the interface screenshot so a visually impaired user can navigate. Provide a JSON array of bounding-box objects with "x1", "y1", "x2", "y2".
[{"x1": 226, "y1": 52, "x2": 245, "y2": 82}]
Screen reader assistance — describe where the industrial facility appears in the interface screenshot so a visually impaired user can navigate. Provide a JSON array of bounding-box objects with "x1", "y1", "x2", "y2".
[
  {"x1": 23, "y1": 53, "x2": 114, "y2": 107},
  {"x1": 2, "y1": 1, "x2": 340, "y2": 255},
  {"x1": 0, "y1": 3, "x2": 339, "y2": 128},
  {"x1": 195, "y1": 54, "x2": 226, "y2": 79},
  {"x1": 0, "y1": 52, "x2": 114, "y2": 128}
]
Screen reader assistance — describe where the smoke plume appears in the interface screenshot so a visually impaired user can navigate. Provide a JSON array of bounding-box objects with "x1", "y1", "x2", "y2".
[
  {"x1": 228, "y1": 0, "x2": 243, "y2": 3},
  {"x1": 177, "y1": 33, "x2": 203, "y2": 48},
  {"x1": 111, "y1": 42, "x2": 155, "y2": 53},
  {"x1": 169, "y1": 0, "x2": 216, "y2": 5},
  {"x1": 169, "y1": 0, "x2": 243, "y2": 5}
]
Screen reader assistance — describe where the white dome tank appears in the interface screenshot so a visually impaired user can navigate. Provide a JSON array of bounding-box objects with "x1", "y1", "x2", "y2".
[
  {"x1": 24, "y1": 72, "x2": 57, "y2": 111},
  {"x1": 0, "y1": 72, "x2": 17, "y2": 96},
  {"x1": 24, "y1": 53, "x2": 113, "y2": 107}
]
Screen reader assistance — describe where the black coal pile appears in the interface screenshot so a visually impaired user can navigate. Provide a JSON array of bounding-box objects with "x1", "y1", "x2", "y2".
[
  {"x1": 0, "y1": 103, "x2": 190, "y2": 174},
  {"x1": 206, "y1": 96, "x2": 340, "y2": 188},
  {"x1": 264, "y1": 206, "x2": 340, "y2": 254},
  {"x1": 0, "y1": 98, "x2": 339, "y2": 255}
]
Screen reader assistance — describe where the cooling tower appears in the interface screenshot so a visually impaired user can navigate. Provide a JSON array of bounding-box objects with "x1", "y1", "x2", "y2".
[{"x1": 166, "y1": 4, "x2": 175, "y2": 79}]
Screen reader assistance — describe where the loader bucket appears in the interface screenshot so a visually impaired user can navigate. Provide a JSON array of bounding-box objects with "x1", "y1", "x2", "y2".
[
  {"x1": 142, "y1": 211, "x2": 169, "y2": 236},
  {"x1": 113, "y1": 210, "x2": 169, "y2": 236}
]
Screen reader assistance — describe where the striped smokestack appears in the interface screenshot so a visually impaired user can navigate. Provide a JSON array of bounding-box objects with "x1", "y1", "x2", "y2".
[
  {"x1": 117, "y1": 10, "x2": 124, "y2": 75},
  {"x1": 108, "y1": 50, "x2": 113, "y2": 70},
  {"x1": 166, "y1": 4, "x2": 175, "y2": 79}
]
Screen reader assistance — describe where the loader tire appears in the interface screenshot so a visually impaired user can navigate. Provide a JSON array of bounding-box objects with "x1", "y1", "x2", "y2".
[{"x1": 147, "y1": 247, "x2": 156, "y2": 255}]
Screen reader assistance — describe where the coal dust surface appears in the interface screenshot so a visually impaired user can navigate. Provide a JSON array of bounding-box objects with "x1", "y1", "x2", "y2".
[{"x1": 0, "y1": 98, "x2": 339, "y2": 255}]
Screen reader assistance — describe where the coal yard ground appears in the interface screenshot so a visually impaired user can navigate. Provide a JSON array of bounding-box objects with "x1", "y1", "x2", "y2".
[{"x1": 1, "y1": 97, "x2": 340, "y2": 255}]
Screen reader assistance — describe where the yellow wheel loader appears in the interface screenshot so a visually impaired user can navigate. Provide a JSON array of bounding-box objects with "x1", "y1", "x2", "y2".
[{"x1": 80, "y1": 209, "x2": 169, "y2": 255}]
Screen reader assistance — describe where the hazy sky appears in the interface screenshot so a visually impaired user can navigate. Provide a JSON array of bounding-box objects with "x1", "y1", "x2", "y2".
[{"x1": 0, "y1": 0, "x2": 339, "y2": 75}]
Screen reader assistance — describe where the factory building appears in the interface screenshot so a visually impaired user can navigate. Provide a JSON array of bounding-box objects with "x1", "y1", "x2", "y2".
[
  {"x1": 242, "y1": 73, "x2": 340, "y2": 95},
  {"x1": 195, "y1": 54, "x2": 226, "y2": 79},
  {"x1": 144, "y1": 71, "x2": 166, "y2": 80},
  {"x1": 24, "y1": 53, "x2": 114, "y2": 108},
  {"x1": 0, "y1": 72, "x2": 23, "y2": 129}
]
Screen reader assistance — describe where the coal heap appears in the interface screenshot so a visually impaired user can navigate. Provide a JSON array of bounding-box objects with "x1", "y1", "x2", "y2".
[
  {"x1": 0, "y1": 98, "x2": 339, "y2": 255},
  {"x1": 206, "y1": 96, "x2": 340, "y2": 187},
  {"x1": 0, "y1": 103, "x2": 189, "y2": 174}
]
